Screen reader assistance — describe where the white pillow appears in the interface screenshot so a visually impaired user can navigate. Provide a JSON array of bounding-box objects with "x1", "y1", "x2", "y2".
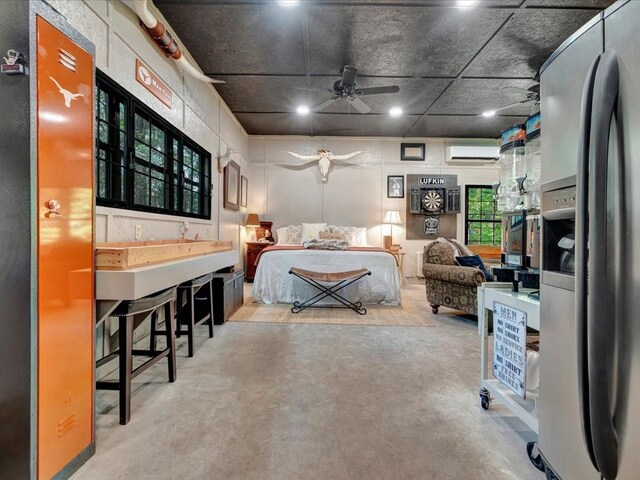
[
  {"x1": 352, "y1": 227, "x2": 368, "y2": 246},
  {"x1": 275, "y1": 226, "x2": 289, "y2": 245},
  {"x1": 301, "y1": 222, "x2": 328, "y2": 242}
]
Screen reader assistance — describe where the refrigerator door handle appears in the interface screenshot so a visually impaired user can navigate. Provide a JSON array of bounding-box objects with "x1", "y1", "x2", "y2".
[
  {"x1": 576, "y1": 53, "x2": 601, "y2": 472},
  {"x1": 588, "y1": 49, "x2": 620, "y2": 480}
]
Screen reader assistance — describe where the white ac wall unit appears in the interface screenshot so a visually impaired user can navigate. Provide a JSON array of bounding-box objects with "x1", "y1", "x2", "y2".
[{"x1": 445, "y1": 146, "x2": 500, "y2": 164}]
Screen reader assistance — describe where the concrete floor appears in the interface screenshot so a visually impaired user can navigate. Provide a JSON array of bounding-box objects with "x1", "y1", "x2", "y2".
[{"x1": 73, "y1": 307, "x2": 541, "y2": 480}]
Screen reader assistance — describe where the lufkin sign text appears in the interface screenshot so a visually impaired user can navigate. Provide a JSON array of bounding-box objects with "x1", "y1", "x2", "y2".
[
  {"x1": 135, "y1": 59, "x2": 173, "y2": 108},
  {"x1": 418, "y1": 177, "x2": 446, "y2": 185}
]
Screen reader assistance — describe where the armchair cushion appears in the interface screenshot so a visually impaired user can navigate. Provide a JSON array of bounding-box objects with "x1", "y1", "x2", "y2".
[
  {"x1": 423, "y1": 263, "x2": 485, "y2": 287},
  {"x1": 455, "y1": 255, "x2": 494, "y2": 282}
]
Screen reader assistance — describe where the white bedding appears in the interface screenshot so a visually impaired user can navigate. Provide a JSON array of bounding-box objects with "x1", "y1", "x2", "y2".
[{"x1": 252, "y1": 248, "x2": 402, "y2": 306}]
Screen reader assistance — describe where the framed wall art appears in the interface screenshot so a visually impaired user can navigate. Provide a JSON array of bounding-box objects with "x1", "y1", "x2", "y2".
[
  {"x1": 240, "y1": 175, "x2": 248, "y2": 207},
  {"x1": 400, "y1": 143, "x2": 425, "y2": 161},
  {"x1": 387, "y1": 175, "x2": 404, "y2": 198},
  {"x1": 223, "y1": 160, "x2": 240, "y2": 211}
]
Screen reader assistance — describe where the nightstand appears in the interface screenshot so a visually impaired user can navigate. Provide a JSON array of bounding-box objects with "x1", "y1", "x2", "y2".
[
  {"x1": 245, "y1": 242, "x2": 273, "y2": 282},
  {"x1": 388, "y1": 250, "x2": 406, "y2": 285}
]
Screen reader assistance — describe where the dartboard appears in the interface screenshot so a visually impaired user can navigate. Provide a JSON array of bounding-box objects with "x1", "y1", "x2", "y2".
[{"x1": 422, "y1": 190, "x2": 443, "y2": 212}]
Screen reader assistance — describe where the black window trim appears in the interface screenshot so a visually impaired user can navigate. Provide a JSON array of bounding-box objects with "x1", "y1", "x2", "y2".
[
  {"x1": 464, "y1": 184, "x2": 501, "y2": 246},
  {"x1": 96, "y1": 70, "x2": 212, "y2": 220}
]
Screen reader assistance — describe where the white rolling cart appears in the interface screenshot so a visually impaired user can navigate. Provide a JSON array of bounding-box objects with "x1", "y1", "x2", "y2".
[{"x1": 477, "y1": 283, "x2": 540, "y2": 434}]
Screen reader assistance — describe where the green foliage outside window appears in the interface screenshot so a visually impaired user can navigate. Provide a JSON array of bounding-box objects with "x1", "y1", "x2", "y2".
[{"x1": 465, "y1": 186, "x2": 502, "y2": 246}]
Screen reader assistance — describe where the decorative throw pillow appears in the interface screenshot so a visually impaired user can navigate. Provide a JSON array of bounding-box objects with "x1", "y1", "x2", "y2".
[
  {"x1": 327, "y1": 225, "x2": 357, "y2": 244},
  {"x1": 287, "y1": 224, "x2": 303, "y2": 245},
  {"x1": 319, "y1": 231, "x2": 346, "y2": 241},
  {"x1": 275, "y1": 226, "x2": 289, "y2": 245},
  {"x1": 455, "y1": 255, "x2": 494, "y2": 282},
  {"x1": 352, "y1": 227, "x2": 368, "y2": 246},
  {"x1": 301, "y1": 222, "x2": 328, "y2": 242}
]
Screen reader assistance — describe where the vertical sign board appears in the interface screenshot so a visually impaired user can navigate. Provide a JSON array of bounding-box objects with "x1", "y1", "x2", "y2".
[
  {"x1": 493, "y1": 301, "x2": 527, "y2": 398},
  {"x1": 36, "y1": 17, "x2": 94, "y2": 479}
]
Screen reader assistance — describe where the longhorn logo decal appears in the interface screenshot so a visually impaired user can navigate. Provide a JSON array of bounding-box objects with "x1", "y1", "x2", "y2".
[{"x1": 49, "y1": 76, "x2": 84, "y2": 108}]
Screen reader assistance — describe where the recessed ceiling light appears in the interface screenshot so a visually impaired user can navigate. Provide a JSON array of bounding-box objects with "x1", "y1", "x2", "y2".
[
  {"x1": 482, "y1": 110, "x2": 496, "y2": 117},
  {"x1": 456, "y1": 0, "x2": 479, "y2": 8},
  {"x1": 389, "y1": 106, "x2": 403, "y2": 117},
  {"x1": 296, "y1": 105, "x2": 310, "y2": 116},
  {"x1": 278, "y1": 0, "x2": 300, "y2": 7}
]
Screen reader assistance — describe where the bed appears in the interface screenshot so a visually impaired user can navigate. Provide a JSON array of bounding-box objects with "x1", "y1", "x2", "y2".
[{"x1": 251, "y1": 245, "x2": 402, "y2": 306}]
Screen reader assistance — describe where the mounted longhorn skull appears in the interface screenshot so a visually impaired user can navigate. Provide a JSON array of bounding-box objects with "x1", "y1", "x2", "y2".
[{"x1": 278, "y1": 149, "x2": 363, "y2": 183}]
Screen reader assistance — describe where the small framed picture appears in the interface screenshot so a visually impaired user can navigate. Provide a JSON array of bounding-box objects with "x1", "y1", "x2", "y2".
[
  {"x1": 240, "y1": 175, "x2": 248, "y2": 207},
  {"x1": 223, "y1": 160, "x2": 240, "y2": 211},
  {"x1": 387, "y1": 175, "x2": 404, "y2": 198},
  {"x1": 401, "y1": 143, "x2": 425, "y2": 161}
]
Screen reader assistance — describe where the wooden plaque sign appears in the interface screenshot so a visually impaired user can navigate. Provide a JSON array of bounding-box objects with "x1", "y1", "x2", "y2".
[{"x1": 135, "y1": 58, "x2": 172, "y2": 108}]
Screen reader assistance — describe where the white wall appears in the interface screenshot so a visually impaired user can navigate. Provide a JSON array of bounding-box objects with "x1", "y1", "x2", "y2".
[
  {"x1": 48, "y1": 0, "x2": 250, "y2": 256},
  {"x1": 249, "y1": 136, "x2": 500, "y2": 278}
]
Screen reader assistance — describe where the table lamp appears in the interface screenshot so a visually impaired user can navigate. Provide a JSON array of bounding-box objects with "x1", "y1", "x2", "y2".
[
  {"x1": 383, "y1": 210, "x2": 402, "y2": 251},
  {"x1": 246, "y1": 213, "x2": 260, "y2": 241}
]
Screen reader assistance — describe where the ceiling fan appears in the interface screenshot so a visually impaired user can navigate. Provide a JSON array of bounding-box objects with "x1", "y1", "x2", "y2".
[
  {"x1": 295, "y1": 65, "x2": 400, "y2": 114},
  {"x1": 482, "y1": 84, "x2": 540, "y2": 117}
]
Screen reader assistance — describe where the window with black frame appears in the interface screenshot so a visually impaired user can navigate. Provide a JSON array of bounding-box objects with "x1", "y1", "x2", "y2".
[
  {"x1": 95, "y1": 73, "x2": 211, "y2": 219},
  {"x1": 465, "y1": 185, "x2": 502, "y2": 246}
]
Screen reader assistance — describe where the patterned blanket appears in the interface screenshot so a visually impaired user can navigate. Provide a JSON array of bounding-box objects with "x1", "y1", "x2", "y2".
[{"x1": 302, "y1": 238, "x2": 349, "y2": 250}]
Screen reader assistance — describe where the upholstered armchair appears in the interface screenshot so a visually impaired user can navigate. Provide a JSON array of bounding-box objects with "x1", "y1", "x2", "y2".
[{"x1": 423, "y1": 238, "x2": 485, "y2": 315}]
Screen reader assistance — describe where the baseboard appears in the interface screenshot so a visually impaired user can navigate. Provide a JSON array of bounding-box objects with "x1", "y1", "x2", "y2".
[{"x1": 51, "y1": 442, "x2": 95, "y2": 480}]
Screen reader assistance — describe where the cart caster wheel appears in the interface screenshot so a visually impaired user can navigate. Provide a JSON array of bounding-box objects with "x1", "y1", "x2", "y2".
[
  {"x1": 527, "y1": 442, "x2": 546, "y2": 472},
  {"x1": 479, "y1": 389, "x2": 491, "y2": 410}
]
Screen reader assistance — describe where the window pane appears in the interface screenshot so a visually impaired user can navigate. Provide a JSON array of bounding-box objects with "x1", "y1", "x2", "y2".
[
  {"x1": 99, "y1": 121, "x2": 108, "y2": 144},
  {"x1": 183, "y1": 191, "x2": 191, "y2": 212},
  {"x1": 150, "y1": 178, "x2": 165, "y2": 208},
  {"x1": 183, "y1": 165, "x2": 192, "y2": 180},
  {"x1": 119, "y1": 102, "x2": 126, "y2": 131},
  {"x1": 134, "y1": 114, "x2": 150, "y2": 143},
  {"x1": 135, "y1": 140, "x2": 150, "y2": 161},
  {"x1": 150, "y1": 125, "x2": 165, "y2": 152},
  {"x1": 151, "y1": 150, "x2": 165, "y2": 168},
  {"x1": 183, "y1": 146, "x2": 192, "y2": 167},
  {"x1": 98, "y1": 160, "x2": 107, "y2": 198},
  {"x1": 134, "y1": 173, "x2": 149, "y2": 205},
  {"x1": 192, "y1": 152, "x2": 200, "y2": 171}
]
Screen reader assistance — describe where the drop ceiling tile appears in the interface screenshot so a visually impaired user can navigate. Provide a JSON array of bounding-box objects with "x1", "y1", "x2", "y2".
[
  {"x1": 235, "y1": 113, "x2": 312, "y2": 136},
  {"x1": 213, "y1": 76, "x2": 308, "y2": 112},
  {"x1": 463, "y1": 9, "x2": 600, "y2": 77},
  {"x1": 312, "y1": 113, "x2": 421, "y2": 137},
  {"x1": 156, "y1": 4, "x2": 306, "y2": 74},
  {"x1": 429, "y1": 78, "x2": 537, "y2": 116},
  {"x1": 407, "y1": 114, "x2": 526, "y2": 138},
  {"x1": 306, "y1": 6, "x2": 512, "y2": 77},
  {"x1": 522, "y1": 0, "x2": 614, "y2": 7},
  {"x1": 302, "y1": 77, "x2": 452, "y2": 115}
]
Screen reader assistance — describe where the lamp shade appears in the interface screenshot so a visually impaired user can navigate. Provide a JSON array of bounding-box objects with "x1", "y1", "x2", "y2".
[
  {"x1": 246, "y1": 213, "x2": 260, "y2": 227},
  {"x1": 383, "y1": 210, "x2": 402, "y2": 225}
]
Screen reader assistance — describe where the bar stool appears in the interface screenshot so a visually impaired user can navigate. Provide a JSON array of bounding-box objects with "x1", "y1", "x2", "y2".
[
  {"x1": 96, "y1": 287, "x2": 177, "y2": 425},
  {"x1": 175, "y1": 273, "x2": 214, "y2": 357}
]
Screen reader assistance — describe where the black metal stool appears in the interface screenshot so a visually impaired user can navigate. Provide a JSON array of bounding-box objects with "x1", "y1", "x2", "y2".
[
  {"x1": 175, "y1": 273, "x2": 214, "y2": 357},
  {"x1": 96, "y1": 287, "x2": 177, "y2": 425},
  {"x1": 288, "y1": 267, "x2": 371, "y2": 315}
]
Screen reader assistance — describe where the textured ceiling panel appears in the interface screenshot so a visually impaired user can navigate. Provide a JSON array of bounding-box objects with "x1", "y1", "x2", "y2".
[
  {"x1": 522, "y1": 0, "x2": 612, "y2": 7},
  {"x1": 155, "y1": 1, "x2": 615, "y2": 137},
  {"x1": 429, "y1": 78, "x2": 537, "y2": 116},
  {"x1": 464, "y1": 9, "x2": 600, "y2": 77},
  {"x1": 313, "y1": 114, "x2": 420, "y2": 137},
  {"x1": 306, "y1": 6, "x2": 511, "y2": 77},
  {"x1": 156, "y1": 4, "x2": 306, "y2": 74},
  {"x1": 213, "y1": 76, "x2": 308, "y2": 112},
  {"x1": 407, "y1": 114, "x2": 526, "y2": 138},
  {"x1": 235, "y1": 113, "x2": 312, "y2": 136}
]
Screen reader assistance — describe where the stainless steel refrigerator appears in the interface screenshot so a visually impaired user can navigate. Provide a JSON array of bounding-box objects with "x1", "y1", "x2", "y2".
[{"x1": 538, "y1": 1, "x2": 640, "y2": 479}]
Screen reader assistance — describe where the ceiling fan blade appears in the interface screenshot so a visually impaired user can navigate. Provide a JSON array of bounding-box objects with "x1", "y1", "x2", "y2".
[
  {"x1": 294, "y1": 85, "x2": 334, "y2": 93},
  {"x1": 312, "y1": 97, "x2": 340, "y2": 112},
  {"x1": 356, "y1": 85, "x2": 400, "y2": 96},
  {"x1": 349, "y1": 96, "x2": 371, "y2": 114},
  {"x1": 341, "y1": 65, "x2": 358, "y2": 87}
]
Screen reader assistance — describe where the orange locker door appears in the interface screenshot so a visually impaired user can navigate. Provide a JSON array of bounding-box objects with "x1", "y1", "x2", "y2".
[{"x1": 36, "y1": 16, "x2": 94, "y2": 480}]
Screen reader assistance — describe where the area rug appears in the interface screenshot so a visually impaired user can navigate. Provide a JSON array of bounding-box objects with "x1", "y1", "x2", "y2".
[{"x1": 229, "y1": 283, "x2": 436, "y2": 327}]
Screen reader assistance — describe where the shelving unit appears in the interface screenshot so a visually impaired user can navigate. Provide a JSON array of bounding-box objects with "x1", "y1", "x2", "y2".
[{"x1": 477, "y1": 283, "x2": 540, "y2": 433}]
